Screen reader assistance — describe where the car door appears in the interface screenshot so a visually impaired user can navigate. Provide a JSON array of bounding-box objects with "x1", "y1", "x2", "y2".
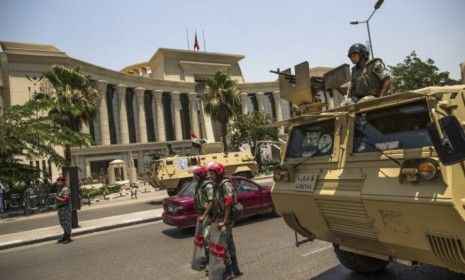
[
  {"x1": 234, "y1": 178, "x2": 262, "y2": 217},
  {"x1": 258, "y1": 184, "x2": 273, "y2": 214}
]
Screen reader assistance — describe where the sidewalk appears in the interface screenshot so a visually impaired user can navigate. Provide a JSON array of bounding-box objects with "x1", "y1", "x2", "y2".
[
  {"x1": 0, "y1": 184, "x2": 162, "y2": 220},
  {"x1": 0, "y1": 188, "x2": 168, "y2": 251},
  {"x1": 0, "y1": 208, "x2": 164, "y2": 250}
]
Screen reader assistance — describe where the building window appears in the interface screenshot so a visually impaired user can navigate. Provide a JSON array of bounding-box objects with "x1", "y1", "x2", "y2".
[
  {"x1": 266, "y1": 92, "x2": 277, "y2": 120},
  {"x1": 162, "y1": 92, "x2": 174, "y2": 141},
  {"x1": 250, "y1": 94, "x2": 259, "y2": 112},
  {"x1": 145, "y1": 91, "x2": 156, "y2": 142},
  {"x1": 126, "y1": 88, "x2": 137, "y2": 143},
  {"x1": 106, "y1": 85, "x2": 117, "y2": 144},
  {"x1": 180, "y1": 93, "x2": 191, "y2": 140}
]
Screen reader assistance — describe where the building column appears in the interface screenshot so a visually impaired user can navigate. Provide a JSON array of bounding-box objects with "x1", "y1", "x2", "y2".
[
  {"x1": 116, "y1": 84, "x2": 129, "y2": 144},
  {"x1": 171, "y1": 91, "x2": 183, "y2": 140},
  {"x1": 273, "y1": 91, "x2": 284, "y2": 134},
  {"x1": 135, "y1": 87, "x2": 148, "y2": 143},
  {"x1": 256, "y1": 91, "x2": 265, "y2": 112},
  {"x1": 96, "y1": 80, "x2": 110, "y2": 145},
  {"x1": 240, "y1": 92, "x2": 249, "y2": 114},
  {"x1": 199, "y1": 99, "x2": 215, "y2": 142},
  {"x1": 188, "y1": 92, "x2": 200, "y2": 139},
  {"x1": 153, "y1": 90, "x2": 166, "y2": 142},
  {"x1": 127, "y1": 151, "x2": 136, "y2": 183}
]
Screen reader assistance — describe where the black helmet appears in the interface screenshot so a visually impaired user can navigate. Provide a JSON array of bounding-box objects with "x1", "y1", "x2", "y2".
[{"x1": 347, "y1": 43, "x2": 370, "y2": 60}]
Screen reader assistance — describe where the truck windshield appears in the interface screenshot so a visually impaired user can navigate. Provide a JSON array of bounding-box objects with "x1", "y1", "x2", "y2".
[
  {"x1": 353, "y1": 100, "x2": 432, "y2": 153},
  {"x1": 286, "y1": 119, "x2": 335, "y2": 159}
]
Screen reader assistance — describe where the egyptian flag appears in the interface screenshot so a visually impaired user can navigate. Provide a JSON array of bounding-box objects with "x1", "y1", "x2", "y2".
[{"x1": 194, "y1": 31, "x2": 200, "y2": 51}]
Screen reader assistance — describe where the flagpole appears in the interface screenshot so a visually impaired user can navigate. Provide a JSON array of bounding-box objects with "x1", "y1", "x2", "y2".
[
  {"x1": 186, "y1": 28, "x2": 190, "y2": 50},
  {"x1": 202, "y1": 29, "x2": 206, "y2": 52},
  {"x1": 194, "y1": 29, "x2": 200, "y2": 51}
]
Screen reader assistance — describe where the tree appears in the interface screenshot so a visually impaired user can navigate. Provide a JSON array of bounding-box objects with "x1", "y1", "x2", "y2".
[
  {"x1": 230, "y1": 112, "x2": 279, "y2": 153},
  {"x1": 0, "y1": 98, "x2": 91, "y2": 186},
  {"x1": 36, "y1": 65, "x2": 99, "y2": 165},
  {"x1": 202, "y1": 71, "x2": 241, "y2": 151},
  {"x1": 389, "y1": 51, "x2": 459, "y2": 92}
]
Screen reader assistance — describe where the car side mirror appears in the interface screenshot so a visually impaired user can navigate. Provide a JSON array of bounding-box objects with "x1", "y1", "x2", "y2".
[{"x1": 427, "y1": 116, "x2": 465, "y2": 165}]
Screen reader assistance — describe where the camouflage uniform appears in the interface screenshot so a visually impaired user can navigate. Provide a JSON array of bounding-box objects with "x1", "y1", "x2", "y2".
[
  {"x1": 213, "y1": 178, "x2": 241, "y2": 278},
  {"x1": 350, "y1": 58, "x2": 391, "y2": 102},
  {"x1": 194, "y1": 179, "x2": 214, "y2": 264},
  {"x1": 57, "y1": 186, "x2": 72, "y2": 239}
]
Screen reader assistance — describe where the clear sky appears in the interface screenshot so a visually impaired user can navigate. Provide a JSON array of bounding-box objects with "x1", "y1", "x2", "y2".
[{"x1": 1, "y1": 0, "x2": 464, "y2": 82}]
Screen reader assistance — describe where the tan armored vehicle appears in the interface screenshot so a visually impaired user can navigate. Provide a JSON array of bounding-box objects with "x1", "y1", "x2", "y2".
[
  {"x1": 152, "y1": 142, "x2": 257, "y2": 196},
  {"x1": 270, "y1": 61, "x2": 465, "y2": 274}
]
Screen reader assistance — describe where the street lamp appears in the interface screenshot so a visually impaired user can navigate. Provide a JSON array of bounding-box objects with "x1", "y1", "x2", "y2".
[{"x1": 350, "y1": 0, "x2": 384, "y2": 59}]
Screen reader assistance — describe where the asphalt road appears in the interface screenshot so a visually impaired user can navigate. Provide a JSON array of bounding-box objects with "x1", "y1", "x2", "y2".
[
  {"x1": 1, "y1": 215, "x2": 463, "y2": 280},
  {"x1": 0, "y1": 200, "x2": 163, "y2": 235}
]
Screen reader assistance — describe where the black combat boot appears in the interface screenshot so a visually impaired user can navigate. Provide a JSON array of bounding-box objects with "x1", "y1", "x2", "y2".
[
  {"x1": 231, "y1": 257, "x2": 242, "y2": 277},
  {"x1": 61, "y1": 232, "x2": 73, "y2": 244},
  {"x1": 223, "y1": 264, "x2": 234, "y2": 280},
  {"x1": 57, "y1": 234, "x2": 65, "y2": 243}
]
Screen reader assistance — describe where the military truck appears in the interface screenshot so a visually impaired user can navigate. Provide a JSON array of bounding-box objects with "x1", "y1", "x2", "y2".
[
  {"x1": 152, "y1": 142, "x2": 257, "y2": 196},
  {"x1": 270, "y1": 60, "x2": 465, "y2": 274}
]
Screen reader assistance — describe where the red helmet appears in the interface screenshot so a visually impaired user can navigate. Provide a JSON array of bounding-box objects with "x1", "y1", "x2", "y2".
[
  {"x1": 57, "y1": 176, "x2": 66, "y2": 182},
  {"x1": 192, "y1": 165, "x2": 208, "y2": 178},
  {"x1": 208, "y1": 162, "x2": 225, "y2": 176}
]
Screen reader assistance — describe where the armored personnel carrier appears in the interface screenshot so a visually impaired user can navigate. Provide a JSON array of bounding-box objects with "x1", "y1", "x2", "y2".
[
  {"x1": 152, "y1": 142, "x2": 257, "y2": 196},
  {"x1": 270, "y1": 61, "x2": 465, "y2": 274}
]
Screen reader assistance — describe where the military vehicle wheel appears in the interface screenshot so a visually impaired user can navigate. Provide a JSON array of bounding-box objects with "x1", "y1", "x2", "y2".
[
  {"x1": 333, "y1": 245, "x2": 389, "y2": 274},
  {"x1": 234, "y1": 171, "x2": 254, "y2": 179}
]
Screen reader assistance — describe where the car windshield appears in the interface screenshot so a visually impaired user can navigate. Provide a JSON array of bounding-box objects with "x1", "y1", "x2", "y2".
[
  {"x1": 177, "y1": 181, "x2": 197, "y2": 196},
  {"x1": 285, "y1": 119, "x2": 335, "y2": 159},
  {"x1": 353, "y1": 100, "x2": 432, "y2": 153}
]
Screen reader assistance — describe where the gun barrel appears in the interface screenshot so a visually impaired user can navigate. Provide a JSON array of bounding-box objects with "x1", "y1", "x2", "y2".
[{"x1": 270, "y1": 70, "x2": 296, "y2": 83}]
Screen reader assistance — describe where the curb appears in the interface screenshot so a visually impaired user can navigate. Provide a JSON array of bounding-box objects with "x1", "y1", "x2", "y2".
[{"x1": 0, "y1": 215, "x2": 162, "y2": 251}]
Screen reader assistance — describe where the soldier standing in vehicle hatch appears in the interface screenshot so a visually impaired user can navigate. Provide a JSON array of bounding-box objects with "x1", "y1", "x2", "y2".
[
  {"x1": 346, "y1": 43, "x2": 391, "y2": 103},
  {"x1": 193, "y1": 165, "x2": 214, "y2": 274}
]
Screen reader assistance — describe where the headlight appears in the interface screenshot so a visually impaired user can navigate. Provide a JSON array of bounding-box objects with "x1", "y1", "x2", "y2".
[
  {"x1": 418, "y1": 162, "x2": 437, "y2": 180},
  {"x1": 400, "y1": 159, "x2": 439, "y2": 183}
]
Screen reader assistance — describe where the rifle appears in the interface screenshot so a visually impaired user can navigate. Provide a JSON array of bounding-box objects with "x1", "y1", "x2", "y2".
[{"x1": 270, "y1": 69, "x2": 296, "y2": 84}]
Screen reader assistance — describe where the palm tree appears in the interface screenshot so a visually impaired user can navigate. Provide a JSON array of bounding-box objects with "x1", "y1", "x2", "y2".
[
  {"x1": 37, "y1": 65, "x2": 99, "y2": 165},
  {"x1": 202, "y1": 71, "x2": 241, "y2": 151}
]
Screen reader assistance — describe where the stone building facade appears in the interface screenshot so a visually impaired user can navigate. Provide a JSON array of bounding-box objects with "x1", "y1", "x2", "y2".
[{"x1": 0, "y1": 41, "x2": 291, "y2": 182}]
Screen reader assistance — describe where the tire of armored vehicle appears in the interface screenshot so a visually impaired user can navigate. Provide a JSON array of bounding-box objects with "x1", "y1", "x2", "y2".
[{"x1": 333, "y1": 245, "x2": 389, "y2": 274}]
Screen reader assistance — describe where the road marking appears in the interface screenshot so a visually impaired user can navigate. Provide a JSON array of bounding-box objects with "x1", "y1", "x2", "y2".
[{"x1": 301, "y1": 245, "x2": 332, "y2": 257}]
